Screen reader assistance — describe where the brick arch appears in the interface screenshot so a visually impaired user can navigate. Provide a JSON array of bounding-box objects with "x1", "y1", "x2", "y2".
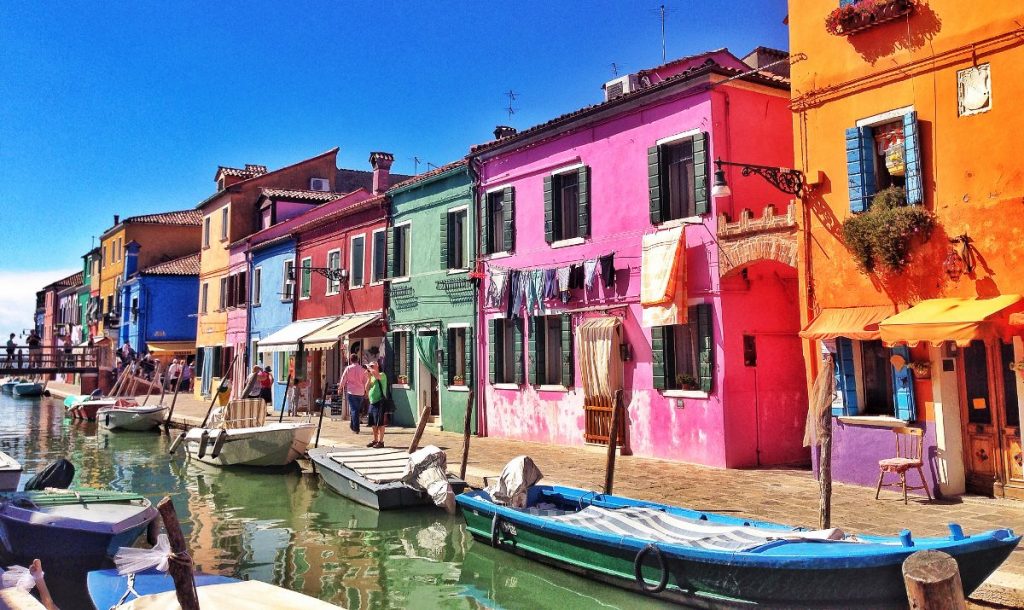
[{"x1": 719, "y1": 234, "x2": 799, "y2": 277}]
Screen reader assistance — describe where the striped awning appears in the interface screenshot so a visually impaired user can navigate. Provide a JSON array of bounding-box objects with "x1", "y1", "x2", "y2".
[
  {"x1": 302, "y1": 313, "x2": 380, "y2": 352},
  {"x1": 256, "y1": 317, "x2": 335, "y2": 353},
  {"x1": 147, "y1": 341, "x2": 196, "y2": 354}
]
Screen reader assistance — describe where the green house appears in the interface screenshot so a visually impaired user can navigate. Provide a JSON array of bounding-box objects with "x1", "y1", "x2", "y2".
[{"x1": 386, "y1": 161, "x2": 476, "y2": 433}]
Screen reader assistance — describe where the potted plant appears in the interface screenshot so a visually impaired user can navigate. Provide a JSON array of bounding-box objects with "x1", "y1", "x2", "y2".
[
  {"x1": 841, "y1": 187, "x2": 934, "y2": 274},
  {"x1": 909, "y1": 361, "x2": 931, "y2": 379},
  {"x1": 676, "y1": 374, "x2": 699, "y2": 391},
  {"x1": 825, "y1": 0, "x2": 913, "y2": 36},
  {"x1": 452, "y1": 375, "x2": 465, "y2": 387},
  {"x1": 397, "y1": 374, "x2": 409, "y2": 385}
]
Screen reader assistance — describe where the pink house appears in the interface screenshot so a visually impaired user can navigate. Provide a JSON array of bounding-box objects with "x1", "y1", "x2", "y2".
[{"x1": 470, "y1": 49, "x2": 809, "y2": 468}]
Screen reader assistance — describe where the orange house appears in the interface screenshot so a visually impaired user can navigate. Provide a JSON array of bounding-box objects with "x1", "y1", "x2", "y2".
[{"x1": 790, "y1": 1, "x2": 1024, "y2": 498}]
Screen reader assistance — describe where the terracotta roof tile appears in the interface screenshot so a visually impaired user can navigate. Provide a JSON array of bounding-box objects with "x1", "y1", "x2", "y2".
[
  {"x1": 260, "y1": 188, "x2": 345, "y2": 203},
  {"x1": 48, "y1": 271, "x2": 83, "y2": 290},
  {"x1": 291, "y1": 194, "x2": 387, "y2": 235},
  {"x1": 123, "y1": 209, "x2": 203, "y2": 226},
  {"x1": 141, "y1": 253, "x2": 200, "y2": 276},
  {"x1": 216, "y1": 164, "x2": 268, "y2": 179},
  {"x1": 388, "y1": 160, "x2": 468, "y2": 193}
]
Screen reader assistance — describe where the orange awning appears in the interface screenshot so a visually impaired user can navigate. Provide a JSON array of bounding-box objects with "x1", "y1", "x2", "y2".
[
  {"x1": 799, "y1": 306, "x2": 895, "y2": 341},
  {"x1": 1011, "y1": 313, "x2": 1024, "y2": 327},
  {"x1": 879, "y1": 295, "x2": 1024, "y2": 347}
]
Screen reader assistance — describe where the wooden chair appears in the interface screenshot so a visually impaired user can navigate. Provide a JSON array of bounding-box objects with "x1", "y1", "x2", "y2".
[{"x1": 875, "y1": 426, "x2": 931, "y2": 504}]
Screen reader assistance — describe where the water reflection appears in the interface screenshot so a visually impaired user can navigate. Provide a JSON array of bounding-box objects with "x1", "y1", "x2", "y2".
[{"x1": 0, "y1": 395, "x2": 670, "y2": 610}]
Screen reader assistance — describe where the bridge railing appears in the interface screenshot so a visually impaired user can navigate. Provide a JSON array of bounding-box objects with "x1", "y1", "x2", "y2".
[{"x1": 0, "y1": 345, "x2": 102, "y2": 372}]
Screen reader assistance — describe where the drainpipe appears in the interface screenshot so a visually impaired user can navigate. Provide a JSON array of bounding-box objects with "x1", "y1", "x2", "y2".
[
  {"x1": 245, "y1": 241, "x2": 253, "y2": 369},
  {"x1": 468, "y1": 157, "x2": 486, "y2": 438}
]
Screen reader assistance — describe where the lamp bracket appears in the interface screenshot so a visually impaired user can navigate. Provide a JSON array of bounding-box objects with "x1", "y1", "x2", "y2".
[{"x1": 716, "y1": 159, "x2": 805, "y2": 197}]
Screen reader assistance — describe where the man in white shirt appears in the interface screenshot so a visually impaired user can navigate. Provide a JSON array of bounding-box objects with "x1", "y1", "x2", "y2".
[{"x1": 339, "y1": 353, "x2": 369, "y2": 433}]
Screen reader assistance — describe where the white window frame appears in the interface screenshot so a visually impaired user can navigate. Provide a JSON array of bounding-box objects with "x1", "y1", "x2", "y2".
[
  {"x1": 391, "y1": 221, "x2": 412, "y2": 283},
  {"x1": 447, "y1": 323, "x2": 470, "y2": 390},
  {"x1": 446, "y1": 206, "x2": 470, "y2": 272},
  {"x1": 252, "y1": 266, "x2": 262, "y2": 306},
  {"x1": 370, "y1": 228, "x2": 387, "y2": 286},
  {"x1": 219, "y1": 206, "x2": 230, "y2": 241},
  {"x1": 349, "y1": 234, "x2": 366, "y2": 289},
  {"x1": 653, "y1": 127, "x2": 704, "y2": 227},
  {"x1": 325, "y1": 249, "x2": 342, "y2": 295},
  {"x1": 855, "y1": 105, "x2": 914, "y2": 128},
  {"x1": 484, "y1": 185, "x2": 512, "y2": 255},
  {"x1": 299, "y1": 257, "x2": 312, "y2": 300},
  {"x1": 549, "y1": 162, "x2": 584, "y2": 245},
  {"x1": 282, "y1": 260, "x2": 295, "y2": 302}
]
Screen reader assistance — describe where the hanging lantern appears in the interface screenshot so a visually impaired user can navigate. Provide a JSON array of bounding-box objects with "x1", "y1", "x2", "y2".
[{"x1": 943, "y1": 247, "x2": 966, "y2": 282}]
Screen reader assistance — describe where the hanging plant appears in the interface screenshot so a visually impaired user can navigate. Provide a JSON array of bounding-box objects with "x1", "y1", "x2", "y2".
[
  {"x1": 825, "y1": 0, "x2": 913, "y2": 36},
  {"x1": 842, "y1": 187, "x2": 934, "y2": 273}
]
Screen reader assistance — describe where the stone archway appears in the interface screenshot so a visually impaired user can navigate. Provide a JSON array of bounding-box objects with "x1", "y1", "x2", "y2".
[{"x1": 717, "y1": 203, "x2": 798, "y2": 277}]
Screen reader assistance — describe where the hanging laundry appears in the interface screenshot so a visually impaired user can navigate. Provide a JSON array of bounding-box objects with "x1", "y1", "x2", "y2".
[
  {"x1": 556, "y1": 266, "x2": 572, "y2": 304},
  {"x1": 507, "y1": 270, "x2": 523, "y2": 319},
  {"x1": 544, "y1": 269, "x2": 558, "y2": 299},
  {"x1": 526, "y1": 269, "x2": 545, "y2": 314},
  {"x1": 488, "y1": 269, "x2": 508, "y2": 308},
  {"x1": 641, "y1": 226, "x2": 686, "y2": 327},
  {"x1": 569, "y1": 264, "x2": 585, "y2": 290},
  {"x1": 599, "y1": 253, "x2": 616, "y2": 289},
  {"x1": 583, "y1": 258, "x2": 599, "y2": 290}
]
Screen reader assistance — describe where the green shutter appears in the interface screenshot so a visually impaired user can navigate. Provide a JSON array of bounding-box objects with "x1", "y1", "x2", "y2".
[
  {"x1": 693, "y1": 132, "x2": 709, "y2": 215},
  {"x1": 529, "y1": 318, "x2": 542, "y2": 385},
  {"x1": 513, "y1": 318, "x2": 524, "y2": 385},
  {"x1": 405, "y1": 332, "x2": 415, "y2": 388},
  {"x1": 577, "y1": 165, "x2": 591, "y2": 239},
  {"x1": 543, "y1": 175, "x2": 555, "y2": 244},
  {"x1": 502, "y1": 187, "x2": 515, "y2": 252},
  {"x1": 488, "y1": 319, "x2": 497, "y2": 384},
  {"x1": 387, "y1": 227, "x2": 396, "y2": 278},
  {"x1": 696, "y1": 303, "x2": 713, "y2": 393},
  {"x1": 651, "y1": 326, "x2": 667, "y2": 390},
  {"x1": 560, "y1": 313, "x2": 573, "y2": 388},
  {"x1": 439, "y1": 211, "x2": 449, "y2": 269},
  {"x1": 648, "y1": 145, "x2": 663, "y2": 224},
  {"x1": 479, "y1": 193, "x2": 490, "y2": 256},
  {"x1": 464, "y1": 327, "x2": 474, "y2": 386},
  {"x1": 384, "y1": 332, "x2": 395, "y2": 379}
]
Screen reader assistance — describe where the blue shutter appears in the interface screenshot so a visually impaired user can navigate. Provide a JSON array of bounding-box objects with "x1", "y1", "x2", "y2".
[
  {"x1": 834, "y1": 338, "x2": 858, "y2": 416},
  {"x1": 902, "y1": 111, "x2": 923, "y2": 205},
  {"x1": 840, "y1": 0, "x2": 856, "y2": 5},
  {"x1": 891, "y1": 345, "x2": 917, "y2": 422},
  {"x1": 845, "y1": 126, "x2": 875, "y2": 213}
]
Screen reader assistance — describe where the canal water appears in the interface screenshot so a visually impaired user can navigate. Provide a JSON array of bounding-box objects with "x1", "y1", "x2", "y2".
[{"x1": 0, "y1": 395, "x2": 673, "y2": 609}]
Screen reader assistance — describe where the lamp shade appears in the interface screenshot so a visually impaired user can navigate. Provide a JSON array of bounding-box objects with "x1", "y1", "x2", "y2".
[{"x1": 712, "y1": 167, "x2": 731, "y2": 198}]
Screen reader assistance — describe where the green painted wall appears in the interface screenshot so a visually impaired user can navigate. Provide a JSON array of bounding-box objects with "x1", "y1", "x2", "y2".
[{"x1": 387, "y1": 166, "x2": 477, "y2": 433}]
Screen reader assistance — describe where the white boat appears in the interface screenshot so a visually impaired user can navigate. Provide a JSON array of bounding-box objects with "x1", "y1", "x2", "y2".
[
  {"x1": 0, "y1": 451, "x2": 22, "y2": 491},
  {"x1": 97, "y1": 404, "x2": 169, "y2": 432},
  {"x1": 182, "y1": 422, "x2": 316, "y2": 467},
  {"x1": 69, "y1": 397, "x2": 138, "y2": 421},
  {"x1": 1, "y1": 378, "x2": 22, "y2": 394}
]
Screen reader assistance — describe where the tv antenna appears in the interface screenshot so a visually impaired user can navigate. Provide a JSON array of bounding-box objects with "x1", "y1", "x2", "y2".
[
  {"x1": 412, "y1": 156, "x2": 422, "y2": 174},
  {"x1": 650, "y1": 4, "x2": 669, "y2": 63},
  {"x1": 504, "y1": 90, "x2": 519, "y2": 121},
  {"x1": 610, "y1": 62, "x2": 625, "y2": 76}
]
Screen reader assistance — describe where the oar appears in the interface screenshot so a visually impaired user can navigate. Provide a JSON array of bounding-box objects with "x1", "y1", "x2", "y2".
[
  {"x1": 155, "y1": 361, "x2": 169, "y2": 406},
  {"x1": 314, "y1": 379, "x2": 329, "y2": 448},
  {"x1": 169, "y1": 353, "x2": 238, "y2": 455},
  {"x1": 141, "y1": 362, "x2": 163, "y2": 406},
  {"x1": 163, "y1": 372, "x2": 184, "y2": 430},
  {"x1": 278, "y1": 375, "x2": 292, "y2": 423}
]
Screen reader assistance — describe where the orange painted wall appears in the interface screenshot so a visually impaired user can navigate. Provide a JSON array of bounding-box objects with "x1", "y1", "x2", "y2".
[{"x1": 790, "y1": 2, "x2": 1024, "y2": 372}]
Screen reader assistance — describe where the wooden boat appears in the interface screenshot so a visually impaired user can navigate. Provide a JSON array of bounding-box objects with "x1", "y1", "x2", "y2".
[
  {"x1": 0, "y1": 451, "x2": 22, "y2": 492},
  {"x1": 69, "y1": 398, "x2": 138, "y2": 421},
  {"x1": 308, "y1": 445, "x2": 468, "y2": 511},
  {"x1": 87, "y1": 572, "x2": 343, "y2": 609},
  {"x1": 0, "y1": 489, "x2": 158, "y2": 569},
  {"x1": 12, "y1": 382, "x2": 43, "y2": 397},
  {"x1": 97, "y1": 404, "x2": 168, "y2": 431},
  {"x1": 182, "y1": 422, "x2": 316, "y2": 467},
  {"x1": 457, "y1": 485, "x2": 1021, "y2": 608},
  {"x1": 87, "y1": 568, "x2": 237, "y2": 610},
  {"x1": 1, "y1": 378, "x2": 22, "y2": 394}
]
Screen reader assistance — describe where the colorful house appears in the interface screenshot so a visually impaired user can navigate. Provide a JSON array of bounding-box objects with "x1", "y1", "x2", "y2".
[
  {"x1": 791, "y1": 1, "x2": 1024, "y2": 498},
  {"x1": 469, "y1": 49, "x2": 806, "y2": 467},
  {"x1": 385, "y1": 161, "x2": 477, "y2": 431},
  {"x1": 120, "y1": 248, "x2": 200, "y2": 365}
]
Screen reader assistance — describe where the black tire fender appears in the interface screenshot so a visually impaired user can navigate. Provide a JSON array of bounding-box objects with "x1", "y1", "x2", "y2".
[
  {"x1": 634, "y1": 543, "x2": 669, "y2": 594},
  {"x1": 197, "y1": 430, "x2": 210, "y2": 458}
]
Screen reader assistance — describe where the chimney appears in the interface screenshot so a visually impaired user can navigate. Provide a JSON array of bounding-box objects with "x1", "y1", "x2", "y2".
[
  {"x1": 369, "y1": 152, "x2": 394, "y2": 195},
  {"x1": 113, "y1": 214, "x2": 120, "y2": 226},
  {"x1": 493, "y1": 126, "x2": 518, "y2": 140}
]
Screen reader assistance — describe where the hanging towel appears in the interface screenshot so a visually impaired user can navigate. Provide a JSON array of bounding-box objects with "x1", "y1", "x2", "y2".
[
  {"x1": 600, "y1": 253, "x2": 616, "y2": 289},
  {"x1": 569, "y1": 264, "x2": 585, "y2": 290},
  {"x1": 557, "y1": 266, "x2": 573, "y2": 304},
  {"x1": 488, "y1": 269, "x2": 508, "y2": 308},
  {"x1": 544, "y1": 269, "x2": 559, "y2": 299},
  {"x1": 641, "y1": 227, "x2": 686, "y2": 327},
  {"x1": 507, "y1": 270, "x2": 523, "y2": 319},
  {"x1": 583, "y1": 259, "x2": 599, "y2": 290}
]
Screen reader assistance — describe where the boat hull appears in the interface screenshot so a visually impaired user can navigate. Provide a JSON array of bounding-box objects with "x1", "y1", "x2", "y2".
[
  {"x1": 12, "y1": 383, "x2": 43, "y2": 397},
  {"x1": 0, "y1": 452, "x2": 22, "y2": 492},
  {"x1": 457, "y1": 486, "x2": 1020, "y2": 608},
  {"x1": 87, "y1": 568, "x2": 237, "y2": 610},
  {"x1": 98, "y1": 406, "x2": 168, "y2": 431},
  {"x1": 69, "y1": 399, "x2": 136, "y2": 421},
  {"x1": 309, "y1": 446, "x2": 468, "y2": 511},
  {"x1": 183, "y1": 423, "x2": 316, "y2": 467}
]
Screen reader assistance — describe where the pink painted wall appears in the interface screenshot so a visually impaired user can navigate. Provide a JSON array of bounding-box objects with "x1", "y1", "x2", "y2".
[{"x1": 477, "y1": 69, "x2": 801, "y2": 468}]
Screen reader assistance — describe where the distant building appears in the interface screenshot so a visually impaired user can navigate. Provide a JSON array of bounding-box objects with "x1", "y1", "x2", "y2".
[{"x1": 120, "y1": 247, "x2": 200, "y2": 367}]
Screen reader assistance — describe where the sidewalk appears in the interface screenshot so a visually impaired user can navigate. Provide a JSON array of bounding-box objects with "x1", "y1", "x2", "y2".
[{"x1": 47, "y1": 382, "x2": 1024, "y2": 607}]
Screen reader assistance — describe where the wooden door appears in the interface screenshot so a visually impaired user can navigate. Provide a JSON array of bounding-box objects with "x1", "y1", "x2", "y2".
[
  {"x1": 998, "y1": 341, "x2": 1024, "y2": 497},
  {"x1": 960, "y1": 341, "x2": 1000, "y2": 495}
]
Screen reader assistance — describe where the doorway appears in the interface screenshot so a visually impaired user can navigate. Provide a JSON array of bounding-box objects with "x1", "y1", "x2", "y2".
[{"x1": 416, "y1": 331, "x2": 440, "y2": 421}]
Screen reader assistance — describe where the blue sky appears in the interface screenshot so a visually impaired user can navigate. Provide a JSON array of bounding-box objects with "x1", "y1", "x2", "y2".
[{"x1": 0, "y1": 1, "x2": 786, "y2": 328}]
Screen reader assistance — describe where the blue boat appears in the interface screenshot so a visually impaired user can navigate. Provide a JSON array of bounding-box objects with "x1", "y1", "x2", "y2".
[
  {"x1": 87, "y1": 568, "x2": 237, "y2": 609},
  {"x1": 456, "y1": 485, "x2": 1020, "y2": 608}
]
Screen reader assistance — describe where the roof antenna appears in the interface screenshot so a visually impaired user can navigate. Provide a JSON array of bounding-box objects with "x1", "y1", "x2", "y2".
[
  {"x1": 504, "y1": 90, "x2": 519, "y2": 122},
  {"x1": 412, "y1": 156, "x2": 422, "y2": 174},
  {"x1": 610, "y1": 62, "x2": 623, "y2": 76},
  {"x1": 651, "y1": 4, "x2": 668, "y2": 63}
]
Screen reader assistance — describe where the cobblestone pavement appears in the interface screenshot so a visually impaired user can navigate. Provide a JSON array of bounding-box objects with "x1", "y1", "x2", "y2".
[{"x1": 48, "y1": 383, "x2": 1024, "y2": 607}]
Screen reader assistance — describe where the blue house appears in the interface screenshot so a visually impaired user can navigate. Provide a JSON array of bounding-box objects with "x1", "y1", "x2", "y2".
[
  {"x1": 249, "y1": 237, "x2": 296, "y2": 407},
  {"x1": 120, "y1": 242, "x2": 200, "y2": 366}
]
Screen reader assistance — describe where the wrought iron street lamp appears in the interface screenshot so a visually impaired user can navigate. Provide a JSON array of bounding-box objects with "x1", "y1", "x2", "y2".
[
  {"x1": 711, "y1": 158, "x2": 806, "y2": 199},
  {"x1": 943, "y1": 233, "x2": 974, "y2": 282}
]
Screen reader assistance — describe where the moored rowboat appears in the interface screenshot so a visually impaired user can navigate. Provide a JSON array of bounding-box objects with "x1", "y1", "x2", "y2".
[
  {"x1": 12, "y1": 382, "x2": 43, "y2": 397},
  {"x1": 181, "y1": 422, "x2": 316, "y2": 467},
  {"x1": 0, "y1": 451, "x2": 22, "y2": 492},
  {"x1": 97, "y1": 404, "x2": 169, "y2": 431},
  {"x1": 456, "y1": 485, "x2": 1020, "y2": 608},
  {"x1": 87, "y1": 572, "x2": 344, "y2": 609}
]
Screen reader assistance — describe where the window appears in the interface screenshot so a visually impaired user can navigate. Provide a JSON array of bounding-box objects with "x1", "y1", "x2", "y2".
[
  {"x1": 130, "y1": 297, "x2": 139, "y2": 322},
  {"x1": 203, "y1": 217, "x2": 211, "y2": 247},
  {"x1": 446, "y1": 327, "x2": 472, "y2": 386},
  {"x1": 252, "y1": 267, "x2": 262, "y2": 305},
  {"x1": 219, "y1": 277, "x2": 228, "y2": 310},
  {"x1": 326, "y1": 250, "x2": 341, "y2": 294},
  {"x1": 260, "y1": 204, "x2": 273, "y2": 230},
  {"x1": 371, "y1": 230, "x2": 386, "y2": 283},
  {"x1": 443, "y1": 209, "x2": 468, "y2": 270},
  {"x1": 300, "y1": 257, "x2": 312, "y2": 299},
  {"x1": 490, "y1": 318, "x2": 522, "y2": 384},
  {"x1": 846, "y1": 108, "x2": 922, "y2": 211},
  {"x1": 101, "y1": 246, "x2": 106, "y2": 267},
  {"x1": 648, "y1": 132, "x2": 708, "y2": 224},
  {"x1": 350, "y1": 236, "x2": 365, "y2": 288},
  {"x1": 116, "y1": 238, "x2": 122, "y2": 261},
  {"x1": 653, "y1": 304, "x2": 714, "y2": 393},
  {"x1": 106, "y1": 295, "x2": 114, "y2": 316},
  {"x1": 220, "y1": 207, "x2": 229, "y2": 241},
  {"x1": 200, "y1": 283, "x2": 208, "y2": 314},
  {"x1": 236, "y1": 270, "x2": 247, "y2": 307},
  {"x1": 530, "y1": 314, "x2": 572, "y2": 387},
  {"x1": 486, "y1": 192, "x2": 506, "y2": 253},
  {"x1": 390, "y1": 224, "x2": 410, "y2": 278},
  {"x1": 544, "y1": 167, "x2": 590, "y2": 243},
  {"x1": 282, "y1": 260, "x2": 295, "y2": 301},
  {"x1": 833, "y1": 338, "x2": 915, "y2": 420},
  {"x1": 392, "y1": 332, "x2": 411, "y2": 383}
]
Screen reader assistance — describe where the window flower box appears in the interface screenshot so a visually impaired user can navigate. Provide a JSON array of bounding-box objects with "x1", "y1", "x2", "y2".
[
  {"x1": 825, "y1": 0, "x2": 913, "y2": 36},
  {"x1": 452, "y1": 375, "x2": 466, "y2": 387}
]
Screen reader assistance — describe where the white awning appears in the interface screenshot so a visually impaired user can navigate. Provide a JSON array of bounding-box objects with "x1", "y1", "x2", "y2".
[
  {"x1": 303, "y1": 313, "x2": 381, "y2": 351},
  {"x1": 256, "y1": 317, "x2": 335, "y2": 353}
]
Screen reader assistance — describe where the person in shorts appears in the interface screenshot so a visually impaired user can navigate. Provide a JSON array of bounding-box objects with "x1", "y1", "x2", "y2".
[{"x1": 364, "y1": 361, "x2": 389, "y2": 448}]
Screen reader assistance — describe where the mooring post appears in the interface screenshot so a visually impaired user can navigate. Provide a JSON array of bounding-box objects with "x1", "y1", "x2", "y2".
[
  {"x1": 459, "y1": 390, "x2": 475, "y2": 480},
  {"x1": 903, "y1": 550, "x2": 966, "y2": 610},
  {"x1": 604, "y1": 389, "x2": 623, "y2": 495},
  {"x1": 156, "y1": 497, "x2": 201, "y2": 610},
  {"x1": 408, "y1": 403, "x2": 432, "y2": 453},
  {"x1": 314, "y1": 379, "x2": 329, "y2": 448}
]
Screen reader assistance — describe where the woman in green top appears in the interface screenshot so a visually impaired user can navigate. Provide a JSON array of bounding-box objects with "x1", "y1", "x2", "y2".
[{"x1": 364, "y1": 361, "x2": 389, "y2": 448}]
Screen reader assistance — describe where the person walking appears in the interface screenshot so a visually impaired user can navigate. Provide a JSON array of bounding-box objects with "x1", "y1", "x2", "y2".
[
  {"x1": 181, "y1": 361, "x2": 194, "y2": 392},
  {"x1": 5, "y1": 333, "x2": 16, "y2": 366},
  {"x1": 339, "y1": 354, "x2": 368, "y2": 434},
  {"x1": 166, "y1": 358, "x2": 182, "y2": 391},
  {"x1": 364, "y1": 361, "x2": 389, "y2": 448},
  {"x1": 259, "y1": 366, "x2": 274, "y2": 405},
  {"x1": 26, "y1": 330, "x2": 42, "y2": 368}
]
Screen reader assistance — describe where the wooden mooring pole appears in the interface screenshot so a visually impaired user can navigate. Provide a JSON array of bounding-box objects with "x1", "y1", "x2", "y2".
[
  {"x1": 459, "y1": 390, "x2": 474, "y2": 480},
  {"x1": 604, "y1": 389, "x2": 623, "y2": 495},
  {"x1": 164, "y1": 375, "x2": 184, "y2": 429},
  {"x1": 903, "y1": 550, "x2": 966, "y2": 610},
  {"x1": 156, "y1": 497, "x2": 201, "y2": 610},
  {"x1": 408, "y1": 403, "x2": 432, "y2": 453},
  {"x1": 314, "y1": 379, "x2": 329, "y2": 449}
]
